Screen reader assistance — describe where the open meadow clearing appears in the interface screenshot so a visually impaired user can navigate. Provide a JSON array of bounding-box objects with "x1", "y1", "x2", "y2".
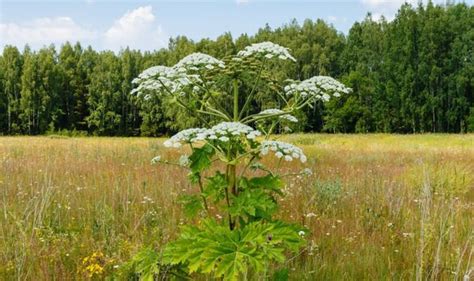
[{"x1": 0, "y1": 134, "x2": 473, "y2": 280}]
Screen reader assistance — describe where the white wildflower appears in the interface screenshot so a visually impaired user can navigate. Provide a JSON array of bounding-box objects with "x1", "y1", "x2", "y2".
[
  {"x1": 285, "y1": 76, "x2": 351, "y2": 102},
  {"x1": 258, "y1": 108, "x2": 298, "y2": 123},
  {"x1": 151, "y1": 155, "x2": 161, "y2": 164},
  {"x1": 178, "y1": 155, "x2": 190, "y2": 167},
  {"x1": 164, "y1": 128, "x2": 208, "y2": 148},
  {"x1": 302, "y1": 168, "x2": 313, "y2": 176},
  {"x1": 131, "y1": 65, "x2": 198, "y2": 97},
  {"x1": 206, "y1": 122, "x2": 261, "y2": 142},
  {"x1": 237, "y1": 41, "x2": 296, "y2": 62},
  {"x1": 305, "y1": 212, "x2": 317, "y2": 218},
  {"x1": 298, "y1": 230, "x2": 305, "y2": 237},
  {"x1": 174, "y1": 52, "x2": 225, "y2": 70},
  {"x1": 260, "y1": 140, "x2": 307, "y2": 163}
]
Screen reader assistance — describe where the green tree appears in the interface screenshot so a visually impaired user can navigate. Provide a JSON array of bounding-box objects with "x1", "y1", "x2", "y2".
[
  {"x1": 1, "y1": 46, "x2": 23, "y2": 134},
  {"x1": 86, "y1": 51, "x2": 123, "y2": 135}
]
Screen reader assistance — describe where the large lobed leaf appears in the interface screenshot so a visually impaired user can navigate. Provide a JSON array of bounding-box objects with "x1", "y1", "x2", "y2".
[{"x1": 163, "y1": 219, "x2": 305, "y2": 281}]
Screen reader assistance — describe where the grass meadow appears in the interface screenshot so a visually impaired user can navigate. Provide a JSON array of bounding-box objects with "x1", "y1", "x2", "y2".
[{"x1": 0, "y1": 134, "x2": 473, "y2": 280}]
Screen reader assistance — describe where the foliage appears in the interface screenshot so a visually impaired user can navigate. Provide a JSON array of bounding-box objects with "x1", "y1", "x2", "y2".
[
  {"x1": 0, "y1": 2, "x2": 473, "y2": 135},
  {"x1": 163, "y1": 220, "x2": 304, "y2": 281},
  {"x1": 125, "y1": 40, "x2": 350, "y2": 280}
]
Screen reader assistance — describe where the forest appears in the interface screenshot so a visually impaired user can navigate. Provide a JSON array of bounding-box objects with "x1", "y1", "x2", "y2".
[{"x1": 1, "y1": 2, "x2": 473, "y2": 136}]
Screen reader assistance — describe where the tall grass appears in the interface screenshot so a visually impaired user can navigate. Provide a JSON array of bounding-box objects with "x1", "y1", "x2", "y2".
[{"x1": 0, "y1": 134, "x2": 472, "y2": 280}]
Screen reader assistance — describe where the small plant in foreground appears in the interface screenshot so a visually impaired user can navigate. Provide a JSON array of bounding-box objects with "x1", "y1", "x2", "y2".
[{"x1": 129, "y1": 41, "x2": 351, "y2": 280}]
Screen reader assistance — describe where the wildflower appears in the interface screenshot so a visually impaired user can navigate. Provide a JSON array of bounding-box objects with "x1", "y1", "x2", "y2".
[
  {"x1": 178, "y1": 154, "x2": 190, "y2": 167},
  {"x1": 258, "y1": 108, "x2": 298, "y2": 123},
  {"x1": 174, "y1": 52, "x2": 225, "y2": 70},
  {"x1": 131, "y1": 65, "x2": 197, "y2": 97},
  {"x1": 305, "y1": 212, "x2": 317, "y2": 218},
  {"x1": 284, "y1": 76, "x2": 351, "y2": 101},
  {"x1": 260, "y1": 141, "x2": 307, "y2": 163},
  {"x1": 163, "y1": 128, "x2": 208, "y2": 148},
  {"x1": 238, "y1": 42, "x2": 296, "y2": 62},
  {"x1": 151, "y1": 155, "x2": 161, "y2": 164},
  {"x1": 302, "y1": 168, "x2": 313, "y2": 176},
  {"x1": 206, "y1": 122, "x2": 261, "y2": 142},
  {"x1": 298, "y1": 230, "x2": 305, "y2": 237}
]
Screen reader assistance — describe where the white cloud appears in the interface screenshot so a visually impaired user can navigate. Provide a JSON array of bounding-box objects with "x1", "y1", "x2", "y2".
[
  {"x1": 0, "y1": 17, "x2": 97, "y2": 49},
  {"x1": 360, "y1": 0, "x2": 446, "y2": 22},
  {"x1": 0, "y1": 6, "x2": 167, "y2": 52},
  {"x1": 103, "y1": 6, "x2": 167, "y2": 51}
]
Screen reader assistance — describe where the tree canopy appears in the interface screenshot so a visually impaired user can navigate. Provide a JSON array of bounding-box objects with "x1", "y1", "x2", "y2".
[{"x1": 1, "y1": 2, "x2": 473, "y2": 135}]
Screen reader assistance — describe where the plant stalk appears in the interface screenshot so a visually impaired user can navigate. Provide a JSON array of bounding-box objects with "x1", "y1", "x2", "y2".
[{"x1": 233, "y1": 79, "x2": 239, "y2": 121}]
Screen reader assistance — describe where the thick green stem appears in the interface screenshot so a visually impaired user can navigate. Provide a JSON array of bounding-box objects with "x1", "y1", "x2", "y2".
[
  {"x1": 197, "y1": 174, "x2": 209, "y2": 214},
  {"x1": 228, "y1": 163, "x2": 237, "y2": 230},
  {"x1": 225, "y1": 164, "x2": 235, "y2": 230},
  {"x1": 233, "y1": 79, "x2": 239, "y2": 121}
]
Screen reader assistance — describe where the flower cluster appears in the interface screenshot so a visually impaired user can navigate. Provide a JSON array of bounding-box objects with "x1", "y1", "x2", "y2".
[
  {"x1": 237, "y1": 42, "x2": 296, "y2": 62},
  {"x1": 163, "y1": 122, "x2": 262, "y2": 148},
  {"x1": 131, "y1": 66, "x2": 197, "y2": 97},
  {"x1": 284, "y1": 76, "x2": 351, "y2": 101},
  {"x1": 175, "y1": 52, "x2": 225, "y2": 71},
  {"x1": 260, "y1": 140, "x2": 307, "y2": 163},
  {"x1": 163, "y1": 128, "x2": 208, "y2": 148},
  {"x1": 206, "y1": 122, "x2": 261, "y2": 141},
  {"x1": 179, "y1": 155, "x2": 190, "y2": 166},
  {"x1": 131, "y1": 52, "x2": 225, "y2": 97},
  {"x1": 258, "y1": 109, "x2": 298, "y2": 123}
]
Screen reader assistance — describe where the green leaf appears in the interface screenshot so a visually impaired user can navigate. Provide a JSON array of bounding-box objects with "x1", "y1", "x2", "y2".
[
  {"x1": 229, "y1": 189, "x2": 277, "y2": 220},
  {"x1": 240, "y1": 174, "x2": 284, "y2": 195},
  {"x1": 189, "y1": 144, "x2": 215, "y2": 173},
  {"x1": 162, "y1": 219, "x2": 305, "y2": 280},
  {"x1": 203, "y1": 172, "x2": 227, "y2": 202},
  {"x1": 127, "y1": 247, "x2": 160, "y2": 281},
  {"x1": 178, "y1": 194, "x2": 203, "y2": 218}
]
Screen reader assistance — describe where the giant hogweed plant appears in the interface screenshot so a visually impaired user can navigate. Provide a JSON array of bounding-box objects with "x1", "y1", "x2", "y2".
[{"x1": 128, "y1": 42, "x2": 351, "y2": 280}]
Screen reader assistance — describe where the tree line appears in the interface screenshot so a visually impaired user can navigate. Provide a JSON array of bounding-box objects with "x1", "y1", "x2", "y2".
[{"x1": 1, "y1": 2, "x2": 473, "y2": 136}]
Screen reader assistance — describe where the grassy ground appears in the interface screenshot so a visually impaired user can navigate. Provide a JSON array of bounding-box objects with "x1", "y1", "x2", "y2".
[{"x1": 0, "y1": 134, "x2": 473, "y2": 280}]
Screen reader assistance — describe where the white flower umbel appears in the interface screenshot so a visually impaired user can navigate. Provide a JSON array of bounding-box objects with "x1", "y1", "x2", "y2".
[
  {"x1": 175, "y1": 52, "x2": 225, "y2": 71},
  {"x1": 206, "y1": 122, "x2": 261, "y2": 141},
  {"x1": 237, "y1": 42, "x2": 296, "y2": 62},
  {"x1": 258, "y1": 109, "x2": 298, "y2": 123},
  {"x1": 131, "y1": 66, "x2": 198, "y2": 97},
  {"x1": 179, "y1": 154, "x2": 190, "y2": 167},
  {"x1": 284, "y1": 76, "x2": 351, "y2": 101},
  {"x1": 260, "y1": 140, "x2": 307, "y2": 163},
  {"x1": 163, "y1": 128, "x2": 208, "y2": 148}
]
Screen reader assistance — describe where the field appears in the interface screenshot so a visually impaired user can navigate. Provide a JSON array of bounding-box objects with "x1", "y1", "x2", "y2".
[{"x1": 0, "y1": 134, "x2": 473, "y2": 280}]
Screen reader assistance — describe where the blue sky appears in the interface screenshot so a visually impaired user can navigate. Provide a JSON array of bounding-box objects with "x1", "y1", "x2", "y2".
[{"x1": 1, "y1": 0, "x2": 470, "y2": 52}]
